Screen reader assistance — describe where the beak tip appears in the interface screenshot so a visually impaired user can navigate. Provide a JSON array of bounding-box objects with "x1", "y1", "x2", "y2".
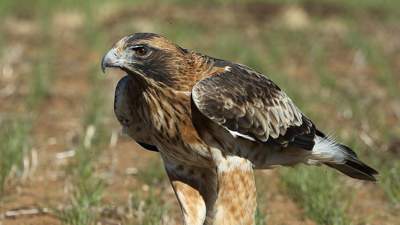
[
  {"x1": 101, "y1": 49, "x2": 121, "y2": 74},
  {"x1": 101, "y1": 54, "x2": 107, "y2": 73}
]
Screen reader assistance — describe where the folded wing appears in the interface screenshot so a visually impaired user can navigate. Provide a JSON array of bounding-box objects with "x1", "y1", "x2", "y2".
[{"x1": 192, "y1": 64, "x2": 316, "y2": 150}]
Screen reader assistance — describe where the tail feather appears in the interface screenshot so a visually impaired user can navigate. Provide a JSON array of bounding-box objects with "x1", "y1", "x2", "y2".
[
  {"x1": 325, "y1": 160, "x2": 377, "y2": 181},
  {"x1": 312, "y1": 135, "x2": 378, "y2": 181}
]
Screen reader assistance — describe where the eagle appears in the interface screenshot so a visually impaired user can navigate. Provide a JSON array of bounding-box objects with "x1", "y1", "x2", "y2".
[{"x1": 101, "y1": 33, "x2": 377, "y2": 225}]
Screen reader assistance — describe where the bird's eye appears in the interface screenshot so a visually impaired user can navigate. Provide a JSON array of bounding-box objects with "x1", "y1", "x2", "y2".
[
  {"x1": 135, "y1": 47, "x2": 147, "y2": 56},
  {"x1": 129, "y1": 46, "x2": 149, "y2": 57}
]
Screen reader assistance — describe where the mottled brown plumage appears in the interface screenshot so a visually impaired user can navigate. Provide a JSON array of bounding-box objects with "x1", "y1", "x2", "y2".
[{"x1": 102, "y1": 33, "x2": 377, "y2": 225}]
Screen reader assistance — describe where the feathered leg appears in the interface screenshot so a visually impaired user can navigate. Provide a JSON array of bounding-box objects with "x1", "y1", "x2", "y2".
[
  {"x1": 212, "y1": 154, "x2": 257, "y2": 225},
  {"x1": 163, "y1": 156, "x2": 217, "y2": 225}
]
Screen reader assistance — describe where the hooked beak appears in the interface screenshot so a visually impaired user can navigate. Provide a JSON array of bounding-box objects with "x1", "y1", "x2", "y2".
[{"x1": 101, "y1": 48, "x2": 122, "y2": 73}]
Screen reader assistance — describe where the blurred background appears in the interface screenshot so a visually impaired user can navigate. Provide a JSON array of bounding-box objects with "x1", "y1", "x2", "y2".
[{"x1": 0, "y1": 0, "x2": 399, "y2": 224}]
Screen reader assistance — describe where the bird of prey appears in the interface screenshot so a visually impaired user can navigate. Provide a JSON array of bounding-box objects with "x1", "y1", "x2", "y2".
[{"x1": 102, "y1": 33, "x2": 378, "y2": 225}]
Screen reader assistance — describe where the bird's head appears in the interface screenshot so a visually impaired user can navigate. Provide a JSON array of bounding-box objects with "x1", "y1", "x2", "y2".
[{"x1": 101, "y1": 33, "x2": 193, "y2": 89}]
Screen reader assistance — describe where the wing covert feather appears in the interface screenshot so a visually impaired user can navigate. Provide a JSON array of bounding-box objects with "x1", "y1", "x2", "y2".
[{"x1": 192, "y1": 64, "x2": 315, "y2": 148}]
